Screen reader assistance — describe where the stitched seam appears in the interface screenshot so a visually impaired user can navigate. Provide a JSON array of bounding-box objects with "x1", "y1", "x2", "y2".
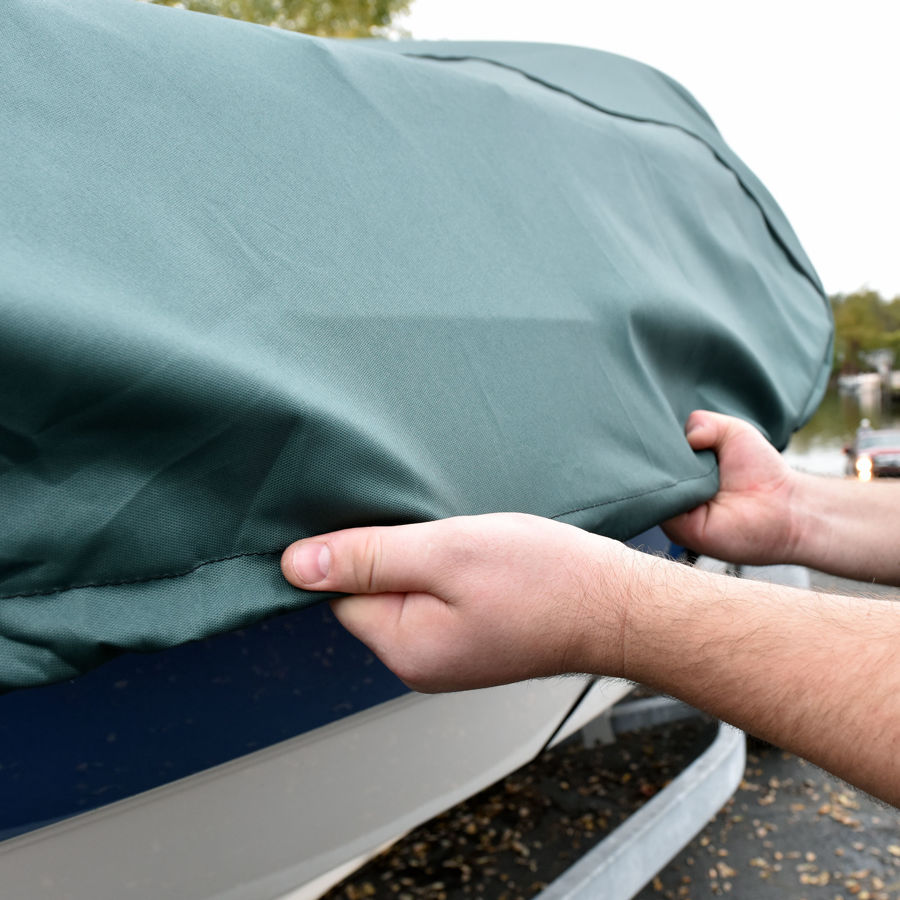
[
  {"x1": 0, "y1": 464, "x2": 717, "y2": 601},
  {"x1": 2, "y1": 549, "x2": 282, "y2": 601},
  {"x1": 403, "y1": 53, "x2": 824, "y2": 300}
]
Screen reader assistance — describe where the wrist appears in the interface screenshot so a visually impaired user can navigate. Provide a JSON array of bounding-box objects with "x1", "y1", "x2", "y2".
[
  {"x1": 621, "y1": 554, "x2": 690, "y2": 685},
  {"x1": 782, "y1": 469, "x2": 832, "y2": 568},
  {"x1": 614, "y1": 556, "x2": 731, "y2": 689},
  {"x1": 574, "y1": 541, "x2": 674, "y2": 682}
]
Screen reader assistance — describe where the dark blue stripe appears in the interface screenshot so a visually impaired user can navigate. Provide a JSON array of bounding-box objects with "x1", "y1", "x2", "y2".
[{"x1": 0, "y1": 602, "x2": 408, "y2": 840}]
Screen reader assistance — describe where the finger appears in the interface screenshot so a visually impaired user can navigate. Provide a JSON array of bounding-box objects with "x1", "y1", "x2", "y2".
[
  {"x1": 330, "y1": 592, "x2": 457, "y2": 692},
  {"x1": 329, "y1": 592, "x2": 406, "y2": 652},
  {"x1": 330, "y1": 593, "x2": 413, "y2": 686},
  {"x1": 684, "y1": 409, "x2": 749, "y2": 453},
  {"x1": 661, "y1": 503, "x2": 709, "y2": 549},
  {"x1": 281, "y1": 520, "x2": 447, "y2": 595}
]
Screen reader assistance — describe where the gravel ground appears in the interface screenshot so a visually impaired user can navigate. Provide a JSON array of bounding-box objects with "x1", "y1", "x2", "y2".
[{"x1": 324, "y1": 570, "x2": 900, "y2": 900}]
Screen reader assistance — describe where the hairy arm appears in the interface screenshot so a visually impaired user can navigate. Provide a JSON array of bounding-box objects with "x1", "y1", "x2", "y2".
[
  {"x1": 624, "y1": 553, "x2": 900, "y2": 805},
  {"x1": 282, "y1": 514, "x2": 900, "y2": 806}
]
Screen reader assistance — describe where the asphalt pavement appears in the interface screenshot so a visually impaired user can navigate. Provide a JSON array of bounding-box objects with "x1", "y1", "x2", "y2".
[{"x1": 637, "y1": 737, "x2": 900, "y2": 900}]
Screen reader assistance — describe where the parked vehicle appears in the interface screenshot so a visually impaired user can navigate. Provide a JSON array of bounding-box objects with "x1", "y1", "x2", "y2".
[{"x1": 845, "y1": 429, "x2": 900, "y2": 480}]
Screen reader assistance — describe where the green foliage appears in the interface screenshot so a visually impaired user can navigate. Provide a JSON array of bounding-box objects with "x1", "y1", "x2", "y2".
[
  {"x1": 145, "y1": 0, "x2": 411, "y2": 37},
  {"x1": 830, "y1": 289, "x2": 900, "y2": 374}
]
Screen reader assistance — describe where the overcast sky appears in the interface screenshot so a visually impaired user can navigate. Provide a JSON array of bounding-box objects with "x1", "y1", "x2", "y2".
[{"x1": 397, "y1": 0, "x2": 900, "y2": 299}]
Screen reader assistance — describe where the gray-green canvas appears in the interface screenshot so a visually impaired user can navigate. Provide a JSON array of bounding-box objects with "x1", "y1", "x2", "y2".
[{"x1": 0, "y1": 0, "x2": 832, "y2": 690}]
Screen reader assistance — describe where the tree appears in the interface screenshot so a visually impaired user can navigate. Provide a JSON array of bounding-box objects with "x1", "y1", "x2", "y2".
[
  {"x1": 830, "y1": 290, "x2": 900, "y2": 374},
  {"x1": 146, "y1": 0, "x2": 411, "y2": 38}
]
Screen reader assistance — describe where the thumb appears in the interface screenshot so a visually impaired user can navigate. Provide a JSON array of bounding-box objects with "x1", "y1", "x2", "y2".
[
  {"x1": 281, "y1": 523, "x2": 460, "y2": 691},
  {"x1": 281, "y1": 521, "x2": 444, "y2": 595},
  {"x1": 684, "y1": 409, "x2": 749, "y2": 454}
]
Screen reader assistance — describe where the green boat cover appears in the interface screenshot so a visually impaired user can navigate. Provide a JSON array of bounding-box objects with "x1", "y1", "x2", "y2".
[{"x1": 0, "y1": 0, "x2": 832, "y2": 690}]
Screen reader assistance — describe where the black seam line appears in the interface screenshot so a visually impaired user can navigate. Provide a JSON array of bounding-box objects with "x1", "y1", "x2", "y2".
[
  {"x1": 1, "y1": 549, "x2": 282, "y2": 601},
  {"x1": 402, "y1": 52, "x2": 825, "y2": 302},
  {"x1": 0, "y1": 464, "x2": 717, "y2": 602},
  {"x1": 797, "y1": 321, "x2": 836, "y2": 434}
]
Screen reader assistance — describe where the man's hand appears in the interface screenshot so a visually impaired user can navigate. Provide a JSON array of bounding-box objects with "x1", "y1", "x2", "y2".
[
  {"x1": 662, "y1": 410, "x2": 800, "y2": 564},
  {"x1": 281, "y1": 513, "x2": 639, "y2": 692}
]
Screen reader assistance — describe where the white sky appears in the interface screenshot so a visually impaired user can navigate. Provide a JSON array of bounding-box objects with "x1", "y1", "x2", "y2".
[{"x1": 397, "y1": 0, "x2": 900, "y2": 298}]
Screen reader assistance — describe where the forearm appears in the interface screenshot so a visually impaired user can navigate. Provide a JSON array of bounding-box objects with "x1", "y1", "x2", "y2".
[
  {"x1": 789, "y1": 473, "x2": 900, "y2": 586},
  {"x1": 595, "y1": 552, "x2": 900, "y2": 804},
  {"x1": 283, "y1": 511, "x2": 900, "y2": 803}
]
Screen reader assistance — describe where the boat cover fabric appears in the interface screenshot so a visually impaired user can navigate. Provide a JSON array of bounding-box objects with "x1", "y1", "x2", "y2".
[{"x1": 0, "y1": 0, "x2": 832, "y2": 690}]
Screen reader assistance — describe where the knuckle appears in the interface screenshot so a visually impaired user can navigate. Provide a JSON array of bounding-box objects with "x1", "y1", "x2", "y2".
[
  {"x1": 381, "y1": 644, "x2": 424, "y2": 689},
  {"x1": 347, "y1": 528, "x2": 383, "y2": 594},
  {"x1": 356, "y1": 529, "x2": 383, "y2": 593},
  {"x1": 393, "y1": 660, "x2": 441, "y2": 694}
]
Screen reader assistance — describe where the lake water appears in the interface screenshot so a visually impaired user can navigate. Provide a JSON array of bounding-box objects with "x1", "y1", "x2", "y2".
[{"x1": 783, "y1": 385, "x2": 900, "y2": 477}]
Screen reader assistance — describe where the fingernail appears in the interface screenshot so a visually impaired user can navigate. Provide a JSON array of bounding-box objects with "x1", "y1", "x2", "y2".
[{"x1": 291, "y1": 542, "x2": 331, "y2": 585}]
